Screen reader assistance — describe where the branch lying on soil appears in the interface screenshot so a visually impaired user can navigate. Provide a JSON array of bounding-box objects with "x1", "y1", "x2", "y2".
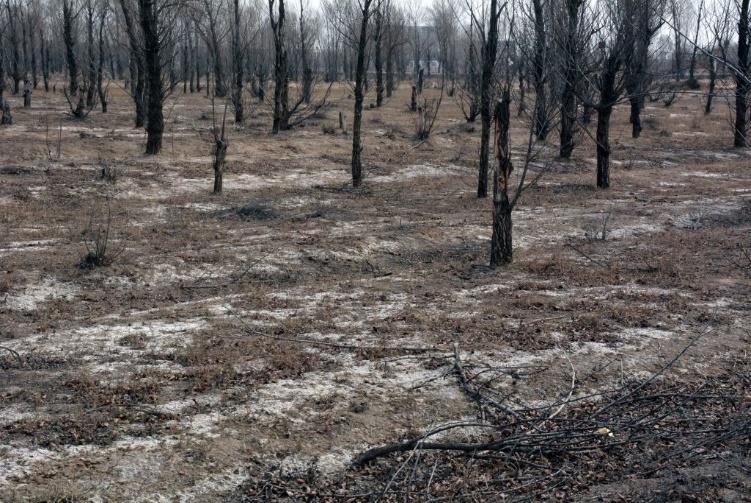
[{"x1": 352, "y1": 329, "x2": 740, "y2": 473}]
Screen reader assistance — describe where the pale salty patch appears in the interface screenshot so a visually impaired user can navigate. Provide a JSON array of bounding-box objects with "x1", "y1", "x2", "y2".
[
  {"x1": 369, "y1": 163, "x2": 466, "y2": 183},
  {"x1": 1, "y1": 318, "x2": 209, "y2": 366},
  {"x1": 3, "y1": 277, "x2": 79, "y2": 311},
  {"x1": 0, "y1": 239, "x2": 59, "y2": 256}
]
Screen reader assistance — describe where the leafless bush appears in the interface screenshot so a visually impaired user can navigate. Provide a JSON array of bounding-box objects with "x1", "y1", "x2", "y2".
[
  {"x1": 99, "y1": 161, "x2": 119, "y2": 184},
  {"x1": 78, "y1": 198, "x2": 123, "y2": 269},
  {"x1": 45, "y1": 116, "x2": 63, "y2": 161},
  {"x1": 321, "y1": 124, "x2": 336, "y2": 135},
  {"x1": 583, "y1": 211, "x2": 612, "y2": 241}
]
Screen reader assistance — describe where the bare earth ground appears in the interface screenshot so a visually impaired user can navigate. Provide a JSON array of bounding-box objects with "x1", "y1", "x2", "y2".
[{"x1": 0, "y1": 82, "x2": 749, "y2": 501}]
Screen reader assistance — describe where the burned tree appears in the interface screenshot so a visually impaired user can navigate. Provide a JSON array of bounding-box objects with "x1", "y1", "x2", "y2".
[
  {"x1": 351, "y1": 0, "x2": 379, "y2": 187},
  {"x1": 491, "y1": 89, "x2": 514, "y2": 266},
  {"x1": 591, "y1": 3, "x2": 633, "y2": 189},
  {"x1": 6, "y1": 0, "x2": 22, "y2": 95},
  {"x1": 231, "y1": 0, "x2": 244, "y2": 123},
  {"x1": 735, "y1": 0, "x2": 750, "y2": 147},
  {"x1": 686, "y1": 0, "x2": 704, "y2": 89},
  {"x1": 119, "y1": 0, "x2": 146, "y2": 128},
  {"x1": 374, "y1": 2, "x2": 385, "y2": 107},
  {"x1": 137, "y1": 0, "x2": 165, "y2": 154},
  {"x1": 476, "y1": 0, "x2": 503, "y2": 198},
  {"x1": 623, "y1": 0, "x2": 663, "y2": 139},
  {"x1": 269, "y1": 0, "x2": 290, "y2": 132},
  {"x1": 299, "y1": 0, "x2": 314, "y2": 105},
  {"x1": 96, "y1": 1, "x2": 109, "y2": 113},
  {"x1": 85, "y1": 0, "x2": 98, "y2": 110},
  {"x1": 559, "y1": 0, "x2": 584, "y2": 159},
  {"x1": 62, "y1": 0, "x2": 88, "y2": 118},
  {"x1": 531, "y1": 0, "x2": 548, "y2": 140}
]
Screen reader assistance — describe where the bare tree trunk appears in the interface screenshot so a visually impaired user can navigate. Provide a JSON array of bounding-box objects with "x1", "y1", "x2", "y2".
[
  {"x1": 671, "y1": 1, "x2": 684, "y2": 81},
  {"x1": 351, "y1": 0, "x2": 375, "y2": 188},
  {"x1": 687, "y1": 0, "x2": 704, "y2": 89},
  {"x1": 138, "y1": 0, "x2": 163, "y2": 155},
  {"x1": 41, "y1": 32, "x2": 50, "y2": 92},
  {"x1": 86, "y1": 1, "x2": 98, "y2": 110},
  {"x1": 560, "y1": 0, "x2": 583, "y2": 159},
  {"x1": 205, "y1": 1, "x2": 227, "y2": 98},
  {"x1": 477, "y1": 0, "x2": 500, "y2": 198},
  {"x1": 8, "y1": 1, "x2": 23, "y2": 94},
  {"x1": 232, "y1": 0, "x2": 244, "y2": 123},
  {"x1": 531, "y1": 0, "x2": 547, "y2": 140},
  {"x1": 97, "y1": 7, "x2": 107, "y2": 113},
  {"x1": 270, "y1": 0, "x2": 290, "y2": 133},
  {"x1": 596, "y1": 54, "x2": 620, "y2": 189},
  {"x1": 705, "y1": 54, "x2": 716, "y2": 115},
  {"x1": 735, "y1": 0, "x2": 750, "y2": 148},
  {"x1": 29, "y1": 14, "x2": 37, "y2": 89},
  {"x1": 374, "y1": 5, "x2": 384, "y2": 107},
  {"x1": 491, "y1": 89, "x2": 513, "y2": 267},
  {"x1": 299, "y1": 0, "x2": 313, "y2": 105},
  {"x1": 119, "y1": 0, "x2": 146, "y2": 128}
]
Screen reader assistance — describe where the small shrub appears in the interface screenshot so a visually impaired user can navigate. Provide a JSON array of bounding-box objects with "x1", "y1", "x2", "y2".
[
  {"x1": 78, "y1": 199, "x2": 123, "y2": 269},
  {"x1": 321, "y1": 124, "x2": 336, "y2": 135}
]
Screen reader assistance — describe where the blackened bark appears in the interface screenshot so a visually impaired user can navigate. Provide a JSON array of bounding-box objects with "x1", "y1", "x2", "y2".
[
  {"x1": 138, "y1": 0, "x2": 163, "y2": 155},
  {"x1": 29, "y1": 15, "x2": 37, "y2": 89},
  {"x1": 596, "y1": 54, "x2": 620, "y2": 189},
  {"x1": 97, "y1": 9, "x2": 107, "y2": 113},
  {"x1": 596, "y1": 107, "x2": 612, "y2": 188},
  {"x1": 206, "y1": 2, "x2": 227, "y2": 98},
  {"x1": 531, "y1": 0, "x2": 547, "y2": 140},
  {"x1": 232, "y1": 0, "x2": 244, "y2": 123},
  {"x1": 477, "y1": 0, "x2": 500, "y2": 198},
  {"x1": 270, "y1": 0, "x2": 290, "y2": 133},
  {"x1": 86, "y1": 2, "x2": 97, "y2": 110},
  {"x1": 213, "y1": 138, "x2": 228, "y2": 193},
  {"x1": 8, "y1": 1, "x2": 23, "y2": 94},
  {"x1": 490, "y1": 90, "x2": 513, "y2": 267},
  {"x1": 560, "y1": 0, "x2": 582, "y2": 159},
  {"x1": 706, "y1": 54, "x2": 716, "y2": 115},
  {"x1": 374, "y1": 6, "x2": 384, "y2": 107},
  {"x1": 119, "y1": 0, "x2": 146, "y2": 128},
  {"x1": 351, "y1": 0, "x2": 374, "y2": 188},
  {"x1": 735, "y1": 0, "x2": 750, "y2": 148},
  {"x1": 41, "y1": 33, "x2": 50, "y2": 92}
]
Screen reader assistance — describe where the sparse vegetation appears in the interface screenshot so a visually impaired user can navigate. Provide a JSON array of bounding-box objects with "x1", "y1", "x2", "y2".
[{"x1": 1, "y1": 0, "x2": 750, "y2": 500}]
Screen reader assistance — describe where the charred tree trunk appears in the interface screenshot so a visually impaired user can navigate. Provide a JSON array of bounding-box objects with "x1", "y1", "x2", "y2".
[
  {"x1": 299, "y1": 0, "x2": 313, "y2": 105},
  {"x1": 29, "y1": 15, "x2": 37, "y2": 89},
  {"x1": 477, "y1": 0, "x2": 501, "y2": 198},
  {"x1": 735, "y1": 0, "x2": 750, "y2": 148},
  {"x1": 8, "y1": 1, "x2": 23, "y2": 94},
  {"x1": 119, "y1": 0, "x2": 146, "y2": 128},
  {"x1": 206, "y1": 4, "x2": 227, "y2": 98},
  {"x1": 41, "y1": 33, "x2": 50, "y2": 92},
  {"x1": 374, "y1": 6, "x2": 384, "y2": 107},
  {"x1": 270, "y1": 0, "x2": 290, "y2": 133},
  {"x1": 138, "y1": 0, "x2": 163, "y2": 155},
  {"x1": 531, "y1": 0, "x2": 547, "y2": 140},
  {"x1": 86, "y1": 1, "x2": 98, "y2": 110},
  {"x1": 213, "y1": 136, "x2": 228, "y2": 193},
  {"x1": 232, "y1": 0, "x2": 244, "y2": 123},
  {"x1": 687, "y1": 0, "x2": 704, "y2": 89},
  {"x1": 39, "y1": 33, "x2": 50, "y2": 93},
  {"x1": 596, "y1": 54, "x2": 620, "y2": 189},
  {"x1": 706, "y1": 54, "x2": 716, "y2": 115},
  {"x1": 490, "y1": 89, "x2": 513, "y2": 267},
  {"x1": 560, "y1": 0, "x2": 583, "y2": 159},
  {"x1": 351, "y1": 0, "x2": 374, "y2": 188},
  {"x1": 97, "y1": 9, "x2": 107, "y2": 113}
]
